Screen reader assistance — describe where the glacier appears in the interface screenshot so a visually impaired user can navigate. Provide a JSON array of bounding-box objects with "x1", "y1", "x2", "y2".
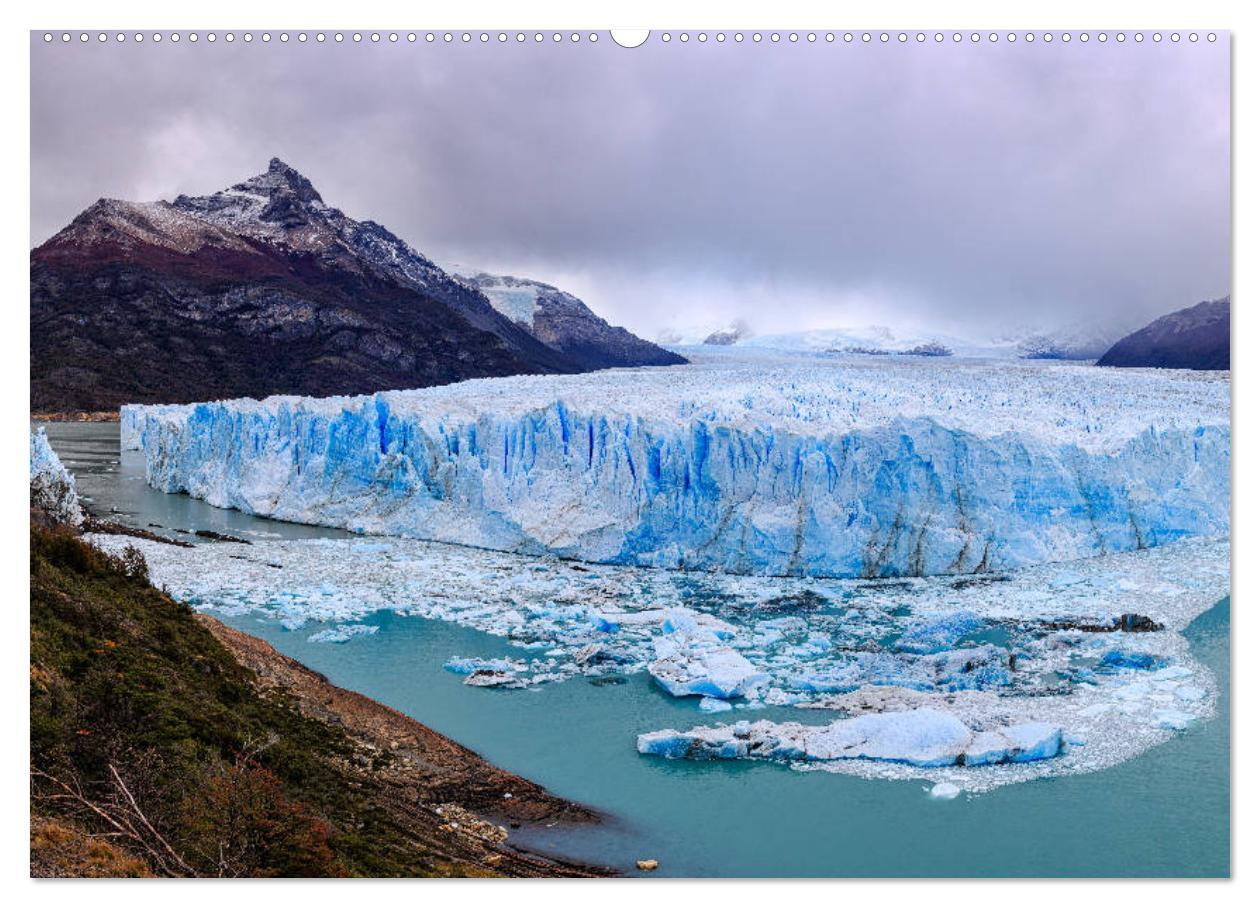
[
  {"x1": 30, "y1": 428, "x2": 83, "y2": 526},
  {"x1": 121, "y1": 352, "x2": 1229, "y2": 579}
]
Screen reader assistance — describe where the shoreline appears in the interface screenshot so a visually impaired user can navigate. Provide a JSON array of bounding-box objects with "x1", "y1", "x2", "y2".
[
  {"x1": 30, "y1": 500, "x2": 612, "y2": 879},
  {"x1": 198, "y1": 614, "x2": 611, "y2": 877},
  {"x1": 31, "y1": 411, "x2": 120, "y2": 423}
]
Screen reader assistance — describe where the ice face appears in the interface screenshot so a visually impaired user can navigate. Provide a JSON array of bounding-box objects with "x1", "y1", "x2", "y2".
[
  {"x1": 30, "y1": 429, "x2": 83, "y2": 526},
  {"x1": 122, "y1": 353, "x2": 1229, "y2": 579},
  {"x1": 120, "y1": 404, "x2": 144, "y2": 450}
]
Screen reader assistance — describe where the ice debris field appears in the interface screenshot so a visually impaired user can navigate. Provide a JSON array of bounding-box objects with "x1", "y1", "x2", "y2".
[
  {"x1": 102, "y1": 352, "x2": 1230, "y2": 793},
  {"x1": 121, "y1": 352, "x2": 1229, "y2": 579},
  {"x1": 90, "y1": 529, "x2": 1228, "y2": 793}
]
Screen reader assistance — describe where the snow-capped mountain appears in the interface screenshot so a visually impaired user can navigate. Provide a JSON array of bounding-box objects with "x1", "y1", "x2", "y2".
[
  {"x1": 709, "y1": 319, "x2": 1131, "y2": 362},
  {"x1": 1097, "y1": 297, "x2": 1230, "y2": 370},
  {"x1": 31, "y1": 159, "x2": 672, "y2": 412},
  {"x1": 452, "y1": 271, "x2": 685, "y2": 370}
]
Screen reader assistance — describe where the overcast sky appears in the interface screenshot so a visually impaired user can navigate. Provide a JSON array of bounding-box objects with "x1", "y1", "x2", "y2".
[{"x1": 31, "y1": 33, "x2": 1230, "y2": 339}]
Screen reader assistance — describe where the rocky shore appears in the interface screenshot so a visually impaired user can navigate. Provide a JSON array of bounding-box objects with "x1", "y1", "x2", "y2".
[{"x1": 31, "y1": 411, "x2": 120, "y2": 423}]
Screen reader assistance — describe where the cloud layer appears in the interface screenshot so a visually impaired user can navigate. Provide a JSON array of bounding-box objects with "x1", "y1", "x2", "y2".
[{"x1": 31, "y1": 34, "x2": 1230, "y2": 338}]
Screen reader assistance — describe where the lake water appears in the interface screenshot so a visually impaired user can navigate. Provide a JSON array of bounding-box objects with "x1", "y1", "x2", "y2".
[{"x1": 40, "y1": 422, "x2": 1230, "y2": 877}]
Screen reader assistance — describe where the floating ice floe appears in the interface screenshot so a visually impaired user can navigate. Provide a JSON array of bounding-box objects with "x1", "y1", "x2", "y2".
[
  {"x1": 637, "y1": 709, "x2": 1063, "y2": 768},
  {"x1": 648, "y1": 608, "x2": 768, "y2": 699},
  {"x1": 306, "y1": 623, "x2": 379, "y2": 644}
]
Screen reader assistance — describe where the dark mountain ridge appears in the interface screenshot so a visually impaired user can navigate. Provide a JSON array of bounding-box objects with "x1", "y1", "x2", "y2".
[
  {"x1": 1096, "y1": 297, "x2": 1230, "y2": 371},
  {"x1": 31, "y1": 159, "x2": 676, "y2": 413}
]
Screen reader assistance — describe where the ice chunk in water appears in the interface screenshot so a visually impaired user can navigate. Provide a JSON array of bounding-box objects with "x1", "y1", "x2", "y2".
[
  {"x1": 306, "y1": 623, "x2": 379, "y2": 643},
  {"x1": 897, "y1": 610, "x2": 984, "y2": 654},
  {"x1": 648, "y1": 608, "x2": 769, "y2": 699},
  {"x1": 638, "y1": 709, "x2": 1064, "y2": 769}
]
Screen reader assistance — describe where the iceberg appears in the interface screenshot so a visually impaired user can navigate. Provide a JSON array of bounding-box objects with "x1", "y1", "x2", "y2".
[
  {"x1": 649, "y1": 608, "x2": 769, "y2": 699},
  {"x1": 443, "y1": 656, "x2": 523, "y2": 676},
  {"x1": 306, "y1": 623, "x2": 379, "y2": 643},
  {"x1": 637, "y1": 709, "x2": 1064, "y2": 768},
  {"x1": 896, "y1": 610, "x2": 985, "y2": 654},
  {"x1": 962, "y1": 723, "x2": 1064, "y2": 765},
  {"x1": 121, "y1": 354, "x2": 1229, "y2": 579}
]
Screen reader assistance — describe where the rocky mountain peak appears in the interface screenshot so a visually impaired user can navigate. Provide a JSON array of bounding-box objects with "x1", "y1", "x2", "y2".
[
  {"x1": 249, "y1": 157, "x2": 324, "y2": 205},
  {"x1": 168, "y1": 158, "x2": 333, "y2": 237}
]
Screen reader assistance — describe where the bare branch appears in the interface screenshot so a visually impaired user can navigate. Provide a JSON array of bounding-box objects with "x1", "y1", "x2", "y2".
[{"x1": 107, "y1": 763, "x2": 196, "y2": 875}]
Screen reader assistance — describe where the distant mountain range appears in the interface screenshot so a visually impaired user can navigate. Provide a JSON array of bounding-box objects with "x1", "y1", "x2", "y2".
[
  {"x1": 30, "y1": 158, "x2": 681, "y2": 412},
  {"x1": 737, "y1": 325, "x2": 1005, "y2": 359},
  {"x1": 1097, "y1": 297, "x2": 1230, "y2": 370},
  {"x1": 665, "y1": 321, "x2": 1132, "y2": 361}
]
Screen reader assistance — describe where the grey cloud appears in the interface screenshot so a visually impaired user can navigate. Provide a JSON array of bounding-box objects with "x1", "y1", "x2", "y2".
[{"x1": 31, "y1": 34, "x2": 1230, "y2": 338}]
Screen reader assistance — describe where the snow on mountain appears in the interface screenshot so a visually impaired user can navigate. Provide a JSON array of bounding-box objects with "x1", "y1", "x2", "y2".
[
  {"x1": 720, "y1": 319, "x2": 1132, "y2": 361},
  {"x1": 452, "y1": 270, "x2": 685, "y2": 369},
  {"x1": 655, "y1": 320, "x2": 754, "y2": 347},
  {"x1": 702, "y1": 320, "x2": 754, "y2": 346},
  {"x1": 122, "y1": 350, "x2": 1229, "y2": 579},
  {"x1": 455, "y1": 271, "x2": 543, "y2": 326},
  {"x1": 167, "y1": 159, "x2": 557, "y2": 350}
]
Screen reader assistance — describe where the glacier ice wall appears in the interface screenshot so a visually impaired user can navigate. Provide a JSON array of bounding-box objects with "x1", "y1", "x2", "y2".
[
  {"x1": 30, "y1": 428, "x2": 84, "y2": 526},
  {"x1": 122, "y1": 357, "x2": 1229, "y2": 578}
]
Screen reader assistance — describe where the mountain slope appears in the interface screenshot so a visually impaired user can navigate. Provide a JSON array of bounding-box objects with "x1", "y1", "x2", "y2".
[
  {"x1": 1097, "y1": 297, "x2": 1230, "y2": 370},
  {"x1": 31, "y1": 159, "x2": 584, "y2": 413},
  {"x1": 454, "y1": 271, "x2": 685, "y2": 370}
]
